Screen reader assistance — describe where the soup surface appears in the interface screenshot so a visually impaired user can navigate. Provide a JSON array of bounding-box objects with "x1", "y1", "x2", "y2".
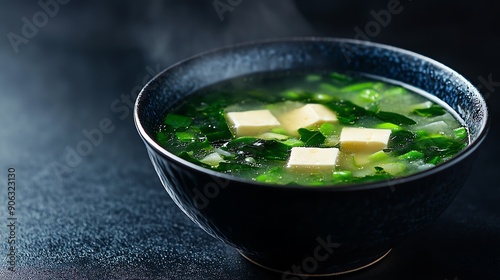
[{"x1": 156, "y1": 72, "x2": 468, "y2": 186}]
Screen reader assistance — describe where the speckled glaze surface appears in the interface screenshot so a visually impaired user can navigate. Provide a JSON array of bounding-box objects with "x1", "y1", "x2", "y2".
[{"x1": 134, "y1": 38, "x2": 489, "y2": 274}]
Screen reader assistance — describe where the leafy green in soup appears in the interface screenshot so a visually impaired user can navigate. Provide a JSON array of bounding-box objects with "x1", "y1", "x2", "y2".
[{"x1": 156, "y1": 71, "x2": 468, "y2": 186}]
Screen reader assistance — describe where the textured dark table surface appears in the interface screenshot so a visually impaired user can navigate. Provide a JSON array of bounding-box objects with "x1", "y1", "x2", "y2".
[{"x1": 0, "y1": 1, "x2": 499, "y2": 279}]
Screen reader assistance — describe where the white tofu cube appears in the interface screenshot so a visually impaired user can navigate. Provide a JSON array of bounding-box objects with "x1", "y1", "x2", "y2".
[
  {"x1": 287, "y1": 147, "x2": 339, "y2": 171},
  {"x1": 340, "y1": 127, "x2": 392, "y2": 152},
  {"x1": 278, "y1": 104, "x2": 338, "y2": 136},
  {"x1": 226, "y1": 109, "x2": 281, "y2": 137}
]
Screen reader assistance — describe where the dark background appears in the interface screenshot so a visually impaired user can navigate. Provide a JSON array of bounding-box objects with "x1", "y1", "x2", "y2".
[{"x1": 0, "y1": 0, "x2": 499, "y2": 279}]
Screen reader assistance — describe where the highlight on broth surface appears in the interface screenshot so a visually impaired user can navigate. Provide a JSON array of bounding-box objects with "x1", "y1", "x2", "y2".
[{"x1": 155, "y1": 71, "x2": 468, "y2": 186}]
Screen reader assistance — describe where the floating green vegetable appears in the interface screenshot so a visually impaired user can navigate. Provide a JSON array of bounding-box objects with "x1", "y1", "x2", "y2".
[
  {"x1": 398, "y1": 150, "x2": 424, "y2": 161},
  {"x1": 185, "y1": 139, "x2": 212, "y2": 152},
  {"x1": 283, "y1": 138, "x2": 304, "y2": 147},
  {"x1": 164, "y1": 114, "x2": 192, "y2": 129},
  {"x1": 325, "y1": 100, "x2": 367, "y2": 124},
  {"x1": 387, "y1": 130, "x2": 417, "y2": 155},
  {"x1": 359, "y1": 89, "x2": 380, "y2": 103},
  {"x1": 375, "y1": 122, "x2": 403, "y2": 131},
  {"x1": 332, "y1": 171, "x2": 352, "y2": 183},
  {"x1": 330, "y1": 72, "x2": 353, "y2": 83},
  {"x1": 226, "y1": 138, "x2": 291, "y2": 161},
  {"x1": 156, "y1": 131, "x2": 170, "y2": 146},
  {"x1": 319, "y1": 123, "x2": 337, "y2": 136},
  {"x1": 412, "y1": 104, "x2": 446, "y2": 117},
  {"x1": 375, "y1": 111, "x2": 416, "y2": 126},
  {"x1": 312, "y1": 93, "x2": 334, "y2": 102},
  {"x1": 281, "y1": 90, "x2": 310, "y2": 101},
  {"x1": 178, "y1": 152, "x2": 212, "y2": 169},
  {"x1": 256, "y1": 167, "x2": 285, "y2": 183},
  {"x1": 175, "y1": 131, "x2": 195, "y2": 142},
  {"x1": 453, "y1": 127, "x2": 467, "y2": 140},
  {"x1": 351, "y1": 173, "x2": 393, "y2": 184},
  {"x1": 298, "y1": 128, "x2": 326, "y2": 147},
  {"x1": 412, "y1": 135, "x2": 466, "y2": 161},
  {"x1": 326, "y1": 100, "x2": 416, "y2": 126}
]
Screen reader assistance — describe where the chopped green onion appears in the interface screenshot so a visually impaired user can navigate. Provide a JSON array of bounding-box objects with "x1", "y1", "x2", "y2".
[
  {"x1": 175, "y1": 131, "x2": 195, "y2": 142},
  {"x1": 453, "y1": 127, "x2": 467, "y2": 140},
  {"x1": 428, "y1": 156, "x2": 441, "y2": 165},
  {"x1": 412, "y1": 104, "x2": 446, "y2": 117},
  {"x1": 282, "y1": 90, "x2": 309, "y2": 101},
  {"x1": 368, "y1": 150, "x2": 390, "y2": 162},
  {"x1": 272, "y1": 127, "x2": 288, "y2": 135},
  {"x1": 375, "y1": 122, "x2": 403, "y2": 131},
  {"x1": 319, "y1": 123, "x2": 337, "y2": 136},
  {"x1": 416, "y1": 130, "x2": 429, "y2": 138},
  {"x1": 312, "y1": 93, "x2": 333, "y2": 102},
  {"x1": 398, "y1": 150, "x2": 424, "y2": 161},
  {"x1": 332, "y1": 171, "x2": 352, "y2": 182},
  {"x1": 375, "y1": 111, "x2": 416, "y2": 125},
  {"x1": 283, "y1": 138, "x2": 304, "y2": 147}
]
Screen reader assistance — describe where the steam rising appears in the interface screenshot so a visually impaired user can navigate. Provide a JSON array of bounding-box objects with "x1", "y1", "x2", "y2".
[{"x1": 132, "y1": 0, "x2": 318, "y2": 66}]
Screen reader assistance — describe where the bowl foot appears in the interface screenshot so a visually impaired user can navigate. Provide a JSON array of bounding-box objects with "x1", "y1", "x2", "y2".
[{"x1": 239, "y1": 249, "x2": 391, "y2": 277}]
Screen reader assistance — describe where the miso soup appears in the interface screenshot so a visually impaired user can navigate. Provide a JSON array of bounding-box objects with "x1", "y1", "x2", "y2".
[{"x1": 155, "y1": 72, "x2": 468, "y2": 186}]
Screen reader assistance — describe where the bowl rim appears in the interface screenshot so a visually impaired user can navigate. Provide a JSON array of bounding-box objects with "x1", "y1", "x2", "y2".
[{"x1": 134, "y1": 37, "x2": 490, "y2": 192}]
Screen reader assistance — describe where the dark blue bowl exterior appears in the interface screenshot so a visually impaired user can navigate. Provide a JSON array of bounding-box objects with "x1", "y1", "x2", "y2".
[{"x1": 135, "y1": 38, "x2": 488, "y2": 271}]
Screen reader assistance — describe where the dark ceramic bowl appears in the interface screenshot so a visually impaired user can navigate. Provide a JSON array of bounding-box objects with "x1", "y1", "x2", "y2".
[{"x1": 134, "y1": 38, "x2": 489, "y2": 276}]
